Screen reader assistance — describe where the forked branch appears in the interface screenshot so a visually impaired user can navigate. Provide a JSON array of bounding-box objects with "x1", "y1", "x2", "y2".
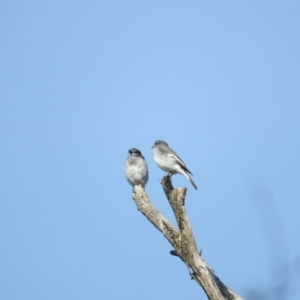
[{"x1": 132, "y1": 175, "x2": 242, "y2": 300}]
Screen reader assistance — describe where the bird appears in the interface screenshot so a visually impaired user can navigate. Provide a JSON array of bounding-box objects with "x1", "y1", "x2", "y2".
[
  {"x1": 152, "y1": 140, "x2": 197, "y2": 190},
  {"x1": 124, "y1": 148, "x2": 149, "y2": 188}
]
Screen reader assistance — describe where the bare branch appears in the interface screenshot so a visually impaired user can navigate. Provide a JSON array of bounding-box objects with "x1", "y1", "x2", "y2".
[{"x1": 132, "y1": 175, "x2": 243, "y2": 300}]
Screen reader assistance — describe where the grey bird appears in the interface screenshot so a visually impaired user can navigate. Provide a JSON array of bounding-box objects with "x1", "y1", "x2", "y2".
[
  {"x1": 124, "y1": 148, "x2": 148, "y2": 188},
  {"x1": 152, "y1": 140, "x2": 197, "y2": 190}
]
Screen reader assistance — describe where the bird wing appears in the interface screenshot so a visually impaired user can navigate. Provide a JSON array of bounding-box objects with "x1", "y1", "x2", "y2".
[
  {"x1": 168, "y1": 153, "x2": 186, "y2": 167},
  {"x1": 167, "y1": 151, "x2": 193, "y2": 175}
]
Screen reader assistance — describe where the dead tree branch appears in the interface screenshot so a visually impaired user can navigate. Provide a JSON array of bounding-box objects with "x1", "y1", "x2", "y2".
[{"x1": 132, "y1": 175, "x2": 243, "y2": 300}]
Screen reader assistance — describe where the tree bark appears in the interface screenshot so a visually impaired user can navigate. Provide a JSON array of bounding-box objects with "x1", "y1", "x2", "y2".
[{"x1": 132, "y1": 175, "x2": 243, "y2": 300}]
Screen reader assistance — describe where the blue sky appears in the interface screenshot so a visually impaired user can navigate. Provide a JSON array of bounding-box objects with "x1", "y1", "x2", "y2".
[{"x1": 1, "y1": 1, "x2": 300, "y2": 299}]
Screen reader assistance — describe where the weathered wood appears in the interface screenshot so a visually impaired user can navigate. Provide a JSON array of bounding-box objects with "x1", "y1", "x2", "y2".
[{"x1": 132, "y1": 175, "x2": 243, "y2": 300}]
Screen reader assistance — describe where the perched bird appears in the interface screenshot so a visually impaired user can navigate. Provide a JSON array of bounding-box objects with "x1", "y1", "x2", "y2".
[
  {"x1": 152, "y1": 140, "x2": 197, "y2": 190},
  {"x1": 124, "y1": 148, "x2": 148, "y2": 188}
]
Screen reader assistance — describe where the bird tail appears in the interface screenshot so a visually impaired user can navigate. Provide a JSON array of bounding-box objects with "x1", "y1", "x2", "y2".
[{"x1": 182, "y1": 170, "x2": 197, "y2": 190}]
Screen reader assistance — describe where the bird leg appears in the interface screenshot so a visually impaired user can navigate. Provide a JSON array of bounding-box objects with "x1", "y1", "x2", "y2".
[{"x1": 167, "y1": 172, "x2": 174, "y2": 178}]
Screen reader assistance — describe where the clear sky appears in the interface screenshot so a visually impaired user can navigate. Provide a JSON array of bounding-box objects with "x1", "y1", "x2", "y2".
[{"x1": 1, "y1": 1, "x2": 300, "y2": 299}]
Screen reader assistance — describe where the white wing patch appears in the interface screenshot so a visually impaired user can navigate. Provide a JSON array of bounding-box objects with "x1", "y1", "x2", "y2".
[{"x1": 168, "y1": 153, "x2": 186, "y2": 167}]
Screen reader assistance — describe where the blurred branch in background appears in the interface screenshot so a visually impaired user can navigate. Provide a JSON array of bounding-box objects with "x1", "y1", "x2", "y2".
[{"x1": 246, "y1": 179, "x2": 300, "y2": 299}]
